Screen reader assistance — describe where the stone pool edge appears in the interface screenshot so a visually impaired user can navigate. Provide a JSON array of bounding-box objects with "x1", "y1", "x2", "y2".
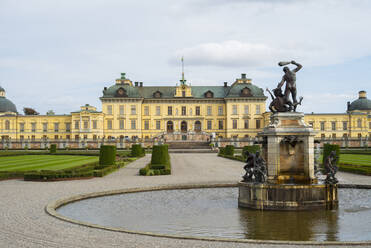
[{"x1": 45, "y1": 182, "x2": 371, "y2": 246}]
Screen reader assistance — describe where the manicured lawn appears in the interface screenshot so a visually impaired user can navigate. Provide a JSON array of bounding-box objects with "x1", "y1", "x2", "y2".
[
  {"x1": 320, "y1": 154, "x2": 371, "y2": 167},
  {"x1": 0, "y1": 155, "x2": 98, "y2": 172}
]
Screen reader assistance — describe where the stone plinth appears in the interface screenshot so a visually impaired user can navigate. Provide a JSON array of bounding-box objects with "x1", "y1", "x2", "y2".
[
  {"x1": 260, "y1": 112, "x2": 316, "y2": 184},
  {"x1": 238, "y1": 182, "x2": 338, "y2": 210}
]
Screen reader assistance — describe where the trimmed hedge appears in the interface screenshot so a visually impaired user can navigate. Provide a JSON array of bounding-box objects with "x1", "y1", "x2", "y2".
[
  {"x1": 218, "y1": 153, "x2": 244, "y2": 162},
  {"x1": 151, "y1": 145, "x2": 169, "y2": 165},
  {"x1": 322, "y1": 143, "x2": 340, "y2": 166},
  {"x1": 140, "y1": 144, "x2": 171, "y2": 176},
  {"x1": 99, "y1": 145, "x2": 116, "y2": 166},
  {"x1": 224, "y1": 145, "x2": 235, "y2": 156},
  {"x1": 338, "y1": 163, "x2": 371, "y2": 176},
  {"x1": 218, "y1": 147, "x2": 225, "y2": 155},
  {"x1": 50, "y1": 144, "x2": 57, "y2": 154},
  {"x1": 131, "y1": 144, "x2": 145, "y2": 157},
  {"x1": 242, "y1": 145, "x2": 260, "y2": 159}
]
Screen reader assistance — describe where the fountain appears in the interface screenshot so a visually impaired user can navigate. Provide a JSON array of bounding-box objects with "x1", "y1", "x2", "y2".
[{"x1": 239, "y1": 60, "x2": 338, "y2": 210}]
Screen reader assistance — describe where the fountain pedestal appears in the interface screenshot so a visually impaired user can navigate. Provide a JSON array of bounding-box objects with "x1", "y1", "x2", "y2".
[{"x1": 238, "y1": 112, "x2": 338, "y2": 210}]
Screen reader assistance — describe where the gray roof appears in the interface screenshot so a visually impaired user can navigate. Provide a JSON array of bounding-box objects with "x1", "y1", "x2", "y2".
[
  {"x1": 0, "y1": 86, "x2": 4, "y2": 92},
  {"x1": 101, "y1": 83, "x2": 266, "y2": 99},
  {"x1": 0, "y1": 96, "x2": 17, "y2": 113}
]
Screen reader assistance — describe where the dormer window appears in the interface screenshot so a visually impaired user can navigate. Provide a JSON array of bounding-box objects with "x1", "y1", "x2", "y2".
[
  {"x1": 153, "y1": 91, "x2": 162, "y2": 98},
  {"x1": 240, "y1": 87, "x2": 252, "y2": 97},
  {"x1": 115, "y1": 87, "x2": 127, "y2": 97},
  {"x1": 204, "y1": 90, "x2": 214, "y2": 98}
]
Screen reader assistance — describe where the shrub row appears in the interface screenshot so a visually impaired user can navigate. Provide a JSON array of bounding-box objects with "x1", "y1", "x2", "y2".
[
  {"x1": 340, "y1": 150, "x2": 371, "y2": 155},
  {"x1": 139, "y1": 163, "x2": 171, "y2": 176},
  {"x1": 24, "y1": 171, "x2": 94, "y2": 181},
  {"x1": 338, "y1": 163, "x2": 371, "y2": 176},
  {"x1": 218, "y1": 153, "x2": 244, "y2": 162}
]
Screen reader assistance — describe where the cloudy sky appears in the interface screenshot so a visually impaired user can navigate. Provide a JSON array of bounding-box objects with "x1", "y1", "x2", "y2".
[{"x1": 1, "y1": 0, "x2": 370, "y2": 114}]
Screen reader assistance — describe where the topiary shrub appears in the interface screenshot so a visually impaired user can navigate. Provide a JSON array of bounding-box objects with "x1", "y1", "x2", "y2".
[
  {"x1": 322, "y1": 143, "x2": 340, "y2": 166},
  {"x1": 99, "y1": 145, "x2": 116, "y2": 166},
  {"x1": 224, "y1": 145, "x2": 235, "y2": 156},
  {"x1": 218, "y1": 147, "x2": 225, "y2": 155},
  {"x1": 50, "y1": 144, "x2": 57, "y2": 154},
  {"x1": 151, "y1": 145, "x2": 169, "y2": 165},
  {"x1": 131, "y1": 144, "x2": 145, "y2": 157},
  {"x1": 242, "y1": 145, "x2": 260, "y2": 159}
]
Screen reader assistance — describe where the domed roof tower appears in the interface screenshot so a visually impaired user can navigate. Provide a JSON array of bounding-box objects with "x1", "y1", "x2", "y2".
[
  {"x1": 347, "y1": 90, "x2": 371, "y2": 113},
  {"x1": 0, "y1": 86, "x2": 18, "y2": 114}
]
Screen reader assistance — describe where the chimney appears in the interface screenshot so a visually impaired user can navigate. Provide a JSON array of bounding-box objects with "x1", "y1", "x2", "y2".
[
  {"x1": 347, "y1": 101, "x2": 350, "y2": 111},
  {"x1": 140, "y1": 82, "x2": 143, "y2": 87},
  {"x1": 359, "y1": 90, "x2": 367, "y2": 99},
  {"x1": 134, "y1": 82, "x2": 138, "y2": 87},
  {"x1": 224, "y1": 82, "x2": 228, "y2": 87},
  {"x1": 241, "y1": 73, "x2": 246, "y2": 79}
]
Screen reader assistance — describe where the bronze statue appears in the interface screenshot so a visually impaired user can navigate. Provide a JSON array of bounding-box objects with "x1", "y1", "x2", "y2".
[
  {"x1": 266, "y1": 87, "x2": 293, "y2": 113},
  {"x1": 324, "y1": 151, "x2": 339, "y2": 184},
  {"x1": 23, "y1": 107, "x2": 39, "y2": 115},
  {"x1": 242, "y1": 151, "x2": 267, "y2": 183},
  {"x1": 274, "y1": 60, "x2": 303, "y2": 112}
]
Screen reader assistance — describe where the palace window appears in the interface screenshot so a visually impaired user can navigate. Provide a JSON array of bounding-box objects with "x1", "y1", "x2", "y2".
[
  {"x1": 321, "y1": 134, "x2": 325, "y2": 139},
  {"x1": 75, "y1": 135, "x2": 79, "y2": 140},
  {"x1": 182, "y1": 91, "x2": 186, "y2": 97},
  {"x1": 20, "y1": 135, "x2": 24, "y2": 140},
  {"x1": 357, "y1": 119, "x2": 362, "y2": 128},
  {"x1": 218, "y1": 106, "x2": 223, "y2": 115},
  {"x1": 256, "y1": 119, "x2": 261, "y2": 129},
  {"x1": 204, "y1": 91, "x2": 214, "y2": 98},
  {"x1": 207, "y1": 106, "x2": 212, "y2": 116},
  {"x1": 320, "y1": 122, "x2": 325, "y2": 131},
  {"x1": 31, "y1": 135, "x2": 35, "y2": 141},
  {"x1": 343, "y1": 121, "x2": 348, "y2": 130},
  {"x1": 207, "y1": 120, "x2": 212, "y2": 130},
  {"x1": 144, "y1": 120, "x2": 149, "y2": 130},
  {"x1": 107, "y1": 120, "x2": 112, "y2": 130},
  {"x1": 20, "y1": 123, "x2": 25, "y2": 132},
  {"x1": 66, "y1": 135, "x2": 70, "y2": 140},
  {"x1": 218, "y1": 120, "x2": 223, "y2": 130},
  {"x1": 358, "y1": 133, "x2": 362, "y2": 138},
  {"x1": 131, "y1": 105, "x2": 136, "y2": 115},
  {"x1": 131, "y1": 119, "x2": 136, "y2": 129},
  {"x1": 196, "y1": 106, "x2": 200, "y2": 116},
  {"x1": 168, "y1": 106, "x2": 172, "y2": 115},
  {"x1": 156, "y1": 106, "x2": 161, "y2": 116},
  {"x1": 156, "y1": 120, "x2": 161, "y2": 130},
  {"x1": 369, "y1": 122, "x2": 371, "y2": 129},
  {"x1": 332, "y1": 133, "x2": 336, "y2": 139},
  {"x1": 5, "y1": 120, "x2": 10, "y2": 130},
  {"x1": 92, "y1": 135, "x2": 96, "y2": 140},
  {"x1": 232, "y1": 105, "x2": 237, "y2": 115},
  {"x1": 92, "y1": 121, "x2": 97, "y2": 129},
  {"x1": 331, "y1": 121, "x2": 336, "y2": 131},
  {"x1": 244, "y1": 119, "x2": 249, "y2": 129},
  {"x1": 54, "y1": 123, "x2": 59, "y2": 132},
  {"x1": 256, "y1": 105, "x2": 261, "y2": 114},
  {"x1": 107, "y1": 105, "x2": 113, "y2": 115},
  {"x1": 144, "y1": 106, "x2": 149, "y2": 116},
  {"x1": 55, "y1": 135, "x2": 59, "y2": 140},
  {"x1": 153, "y1": 91, "x2": 162, "y2": 98},
  {"x1": 83, "y1": 121, "x2": 88, "y2": 129},
  {"x1": 181, "y1": 106, "x2": 186, "y2": 116},
  {"x1": 232, "y1": 119, "x2": 238, "y2": 129},
  {"x1": 244, "y1": 105, "x2": 249, "y2": 114},
  {"x1": 83, "y1": 135, "x2": 88, "y2": 140},
  {"x1": 119, "y1": 105, "x2": 124, "y2": 115},
  {"x1": 119, "y1": 120, "x2": 124, "y2": 130},
  {"x1": 65, "y1": 123, "x2": 71, "y2": 132},
  {"x1": 75, "y1": 121, "x2": 79, "y2": 129},
  {"x1": 42, "y1": 123, "x2": 48, "y2": 132},
  {"x1": 309, "y1": 122, "x2": 314, "y2": 127},
  {"x1": 31, "y1": 123, "x2": 36, "y2": 132}
]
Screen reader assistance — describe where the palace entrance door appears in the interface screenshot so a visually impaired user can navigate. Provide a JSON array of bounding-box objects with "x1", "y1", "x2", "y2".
[
  {"x1": 181, "y1": 121, "x2": 187, "y2": 133},
  {"x1": 167, "y1": 121, "x2": 174, "y2": 133}
]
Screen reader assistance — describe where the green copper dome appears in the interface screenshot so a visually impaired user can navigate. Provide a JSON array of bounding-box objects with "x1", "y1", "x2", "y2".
[
  {"x1": 348, "y1": 91, "x2": 371, "y2": 112},
  {"x1": 0, "y1": 86, "x2": 17, "y2": 113}
]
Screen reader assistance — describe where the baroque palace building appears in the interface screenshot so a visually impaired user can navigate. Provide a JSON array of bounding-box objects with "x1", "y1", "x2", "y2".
[{"x1": 0, "y1": 73, "x2": 370, "y2": 145}]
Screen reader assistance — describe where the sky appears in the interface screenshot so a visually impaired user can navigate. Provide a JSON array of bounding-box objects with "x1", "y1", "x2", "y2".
[{"x1": 0, "y1": 0, "x2": 370, "y2": 115}]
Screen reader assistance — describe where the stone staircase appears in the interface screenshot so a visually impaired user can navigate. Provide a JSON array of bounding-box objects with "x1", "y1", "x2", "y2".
[{"x1": 165, "y1": 141, "x2": 216, "y2": 153}]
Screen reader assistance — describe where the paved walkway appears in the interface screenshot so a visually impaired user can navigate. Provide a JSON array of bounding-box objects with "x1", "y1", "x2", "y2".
[{"x1": 0, "y1": 154, "x2": 370, "y2": 248}]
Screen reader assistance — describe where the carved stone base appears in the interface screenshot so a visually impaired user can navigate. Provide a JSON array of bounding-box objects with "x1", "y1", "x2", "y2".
[{"x1": 238, "y1": 182, "x2": 338, "y2": 210}]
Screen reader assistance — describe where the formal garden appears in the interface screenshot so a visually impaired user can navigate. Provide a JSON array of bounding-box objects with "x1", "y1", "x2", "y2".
[{"x1": 0, "y1": 144, "x2": 143, "y2": 181}]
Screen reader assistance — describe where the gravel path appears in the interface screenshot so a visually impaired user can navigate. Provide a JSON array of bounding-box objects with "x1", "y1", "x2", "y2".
[{"x1": 0, "y1": 153, "x2": 370, "y2": 248}]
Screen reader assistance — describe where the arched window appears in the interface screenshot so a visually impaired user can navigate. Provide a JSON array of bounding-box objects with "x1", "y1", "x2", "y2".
[
  {"x1": 167, "y1": 121, "x2": 174, "y2": 133},
  {"x1": 240, "y1": 87, "x2": 252, "y2": 97},
  {"x1": 204, "y1": 90, "x2": 214, "y2": 98},
  {"x1": 153, "y1": 91, "x2": 162, "y2": 98},
  {"x1": 194, "y1": 121, "x2": 201, "y2": 132},
  {"x1": 5, "y1": 120, "x2": 10, "y2": 130}
]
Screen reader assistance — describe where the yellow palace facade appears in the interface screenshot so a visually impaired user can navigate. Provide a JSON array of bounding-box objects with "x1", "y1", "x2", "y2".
[{"x1": 0, "y1": 73, "x2": 370, "y2": 144}]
